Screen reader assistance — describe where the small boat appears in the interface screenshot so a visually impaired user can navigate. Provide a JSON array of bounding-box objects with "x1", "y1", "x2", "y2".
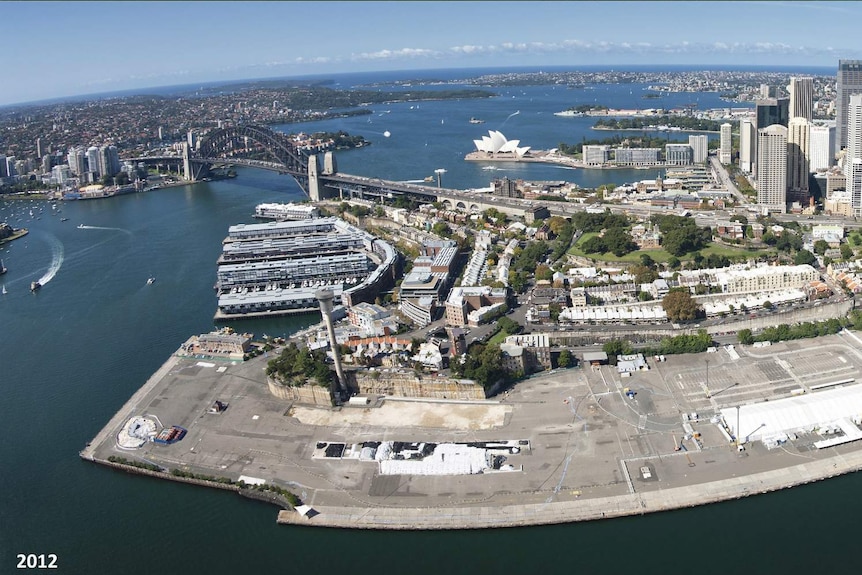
[
  {"x1": 469, "y1": 117, "x2": 485, "y2": 124},
  {"x1": 147, "y1": 277, "x2": 155, "y2": 285},
  {"x1": 0, "y1": 259, "x2": 6, "y2": 274},
  {"x1": 2, "y1": 285, "x2": 6, "y2": 295},
  {"x1": 77, "y1": 224, "x2": 85, "y2": 229},
  {"x1": 30, "y1": 281, "x2": 41, "y2": 292},
  {"x1": 60, "y1": 218, "x2": 68, "y2": 222}
]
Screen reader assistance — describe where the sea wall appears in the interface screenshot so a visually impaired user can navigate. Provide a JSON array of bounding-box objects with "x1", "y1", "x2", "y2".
[{"x1": 276, "y1": 448, "x2": 862, "y2": 530}]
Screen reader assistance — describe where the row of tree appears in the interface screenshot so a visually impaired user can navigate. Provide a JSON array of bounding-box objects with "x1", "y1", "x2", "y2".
[{"x1": 602, "y1": 329, "x2": 713, "y2": 363}]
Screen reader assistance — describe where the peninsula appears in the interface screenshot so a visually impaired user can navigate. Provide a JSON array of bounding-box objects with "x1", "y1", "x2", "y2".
[{"x1": 82, "y1": 328, "x2": 862, "y2": 530}]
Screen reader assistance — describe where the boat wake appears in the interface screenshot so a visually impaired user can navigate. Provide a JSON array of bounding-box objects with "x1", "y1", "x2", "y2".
[
  {"x1": 37, "y1": 234, "x2": 64, "y2": 286},
  {"x1": 78, "y1": 225, "x2": 132, "y2": 235}
]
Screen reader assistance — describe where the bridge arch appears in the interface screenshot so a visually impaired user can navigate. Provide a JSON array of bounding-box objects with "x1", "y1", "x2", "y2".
[{"x1": 197, "y1": 125, "x2": 309, "y2": 175}]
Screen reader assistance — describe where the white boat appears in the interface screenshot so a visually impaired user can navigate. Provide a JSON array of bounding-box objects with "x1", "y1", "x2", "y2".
[
  {"x1": 77, "y1": 224, "x2": 85, "y2": 229},
  {"x1": 146, "y1": 277, "x2": 155, "y2": 285},
  {"x1": 2, "y1": 285, "x2": 6, "y2": 295}
]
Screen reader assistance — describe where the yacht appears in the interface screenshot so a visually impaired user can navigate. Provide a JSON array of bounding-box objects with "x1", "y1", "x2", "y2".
[
  {"x1": 147, "y1": 277, "x2": 155, "y2": 285},
  {"x1": 469, "y1": 117, "x2": 485, "y2": 124},
  {"x1": 0, "y1": 259, "x2": 6, "y2": 275}
]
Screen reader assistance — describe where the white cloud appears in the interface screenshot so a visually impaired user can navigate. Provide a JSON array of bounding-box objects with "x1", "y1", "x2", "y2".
[{"x1": 350, "y1": 47, "x2": 439, "y2": 61}]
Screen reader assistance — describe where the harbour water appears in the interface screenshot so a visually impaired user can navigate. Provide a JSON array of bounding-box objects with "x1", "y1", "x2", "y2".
[{"x1": 2, "y1": 67, "x2": 861, "y2": 573}]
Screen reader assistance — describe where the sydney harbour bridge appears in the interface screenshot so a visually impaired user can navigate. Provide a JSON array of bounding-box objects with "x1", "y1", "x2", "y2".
[{"x1": 125, "y1": 124, "x2": 547, "y2": 217}]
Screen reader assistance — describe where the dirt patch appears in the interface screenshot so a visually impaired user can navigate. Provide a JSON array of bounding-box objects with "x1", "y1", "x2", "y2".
[{"x1": 292, "y1": 401, "x2": 511, "y2": 430}]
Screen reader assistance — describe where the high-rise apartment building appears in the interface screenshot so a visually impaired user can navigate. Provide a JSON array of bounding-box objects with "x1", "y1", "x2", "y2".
[
  {"x1": 99, "y1": 145, "x2": 120, "y2": 178},
  {"x1": 688, "y1": 135, "x2": 708, "y2": 163},
  {"x1": 787, "y1": 117, "x2": 811, "y2": 203},
  {"x1": 788, "y1": 77, "x2": 814, "y2": 121},
  {"x1": 739, "y1": 118, "x2": 756, "y2": 173},
  {"x1": 67, "y1": 146, "x2": 87, "y2": 176},
  {"x1": 719, "y1": 123, "x2": 732, "y2": 164},
  {"x1": 86, "y1": 146, "x2": 101, "y2": 178},
  {"x1": 757, "y1": 124, "x2": 788, "y2": 213},
  {"x1": 836, "y1": 60, "x2": 862, "y2": 157},
  {"x1": 0, "y1": 154, "x2": 7, "y2": 178},
  {"x1": 809, "y1": 124, "x2": 836, "y2": 172},
  {"x1": 5, "y1": 156, "x2": 17, "y2": 178}
]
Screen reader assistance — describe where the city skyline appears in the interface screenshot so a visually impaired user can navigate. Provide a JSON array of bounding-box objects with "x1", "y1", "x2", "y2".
[{"x1": 3, "y1": 1, "x2": 862, "y2": 107}]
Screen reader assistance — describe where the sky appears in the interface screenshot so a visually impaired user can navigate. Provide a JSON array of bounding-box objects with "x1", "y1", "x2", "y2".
[{"x1": 2, "y1": 0, "x2": 861, "y2": 106}]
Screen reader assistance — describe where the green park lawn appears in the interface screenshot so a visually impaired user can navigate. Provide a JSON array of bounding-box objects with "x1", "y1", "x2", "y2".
[{"x1": 568, "y1": 232, "x2": 773, "y2": 264}]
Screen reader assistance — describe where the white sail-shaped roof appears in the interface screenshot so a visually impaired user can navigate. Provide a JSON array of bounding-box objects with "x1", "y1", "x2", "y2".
[{"x1": 473, "y1": 130, "x2": 529, "y2": 156}]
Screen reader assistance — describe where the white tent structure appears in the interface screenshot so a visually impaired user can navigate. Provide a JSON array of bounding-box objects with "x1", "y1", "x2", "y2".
[{"x1": 720, "y1": 384, "x2": 862, "y2": 444}]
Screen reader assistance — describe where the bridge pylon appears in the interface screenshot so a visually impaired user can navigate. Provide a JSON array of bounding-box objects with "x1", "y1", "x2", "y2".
[{"x1": 308, "y1": 154, "x2": 320, "y2": 201}]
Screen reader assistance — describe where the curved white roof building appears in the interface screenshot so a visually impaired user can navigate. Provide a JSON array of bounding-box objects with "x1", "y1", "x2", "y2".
[{"x1": 473, "y1": 130, "x2": 531, "y2": 157}]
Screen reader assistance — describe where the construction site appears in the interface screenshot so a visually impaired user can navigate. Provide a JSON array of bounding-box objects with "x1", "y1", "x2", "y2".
[{"x1": 82, "y1": 329, "x2": 862, "y2": 529}]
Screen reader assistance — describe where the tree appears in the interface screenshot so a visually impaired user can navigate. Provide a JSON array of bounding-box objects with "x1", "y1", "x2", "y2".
[
  {"x1": 793, "y1": 249, "x2": 816, "y2": 266},
  {"x1": 813, "y1": 239, "x2": 829, "y2": 256},
  {"x1": 631, "y1": 264, "x2": 658, "y2": 284},
  {"x1": 737, "y1": 328, "x2": 754, "y2": 345},
  {"x1": 602, "y1": 227, "x2": 638, "y2": 257},
  {"x1": 763, "y1": 300, "x2": 773, "y2": 310},
  {"x1": 535, "y1": 264, "x2": 554, "y2": 282},
  {"x1": 841, "y1": 243, "x2": 854, "y2": 260},
  {"x1": 580, "y1": 235, "x2": 606, "y2": 254},
  {"x1": 662, "y1": 289, "x2": 700, "y2": 322},
  {"x1": 432, "y1": 222, "x2": 451, "y2": 238},
  {"x1": 639, "y1": 254, "x2": 656, "y2": 269},
  {"x1": 667, "y1": 256, "x2": 681, "y2": 271},
  {"x1": 603, "y1": 339, "x2": 632, "y2": 364},
  {"x1": 557, "y1": 349, "x2": 573, "y2": 368}
]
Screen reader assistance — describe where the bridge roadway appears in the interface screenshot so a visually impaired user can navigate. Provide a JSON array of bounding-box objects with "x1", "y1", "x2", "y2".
[{"x1": 127, "y1": 155, "x2": 862, "y2": 229}]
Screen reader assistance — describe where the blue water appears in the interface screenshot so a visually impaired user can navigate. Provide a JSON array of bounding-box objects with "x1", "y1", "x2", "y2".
[{"x1": 2, "y1": 67, "x2": 861, "y2": 575}]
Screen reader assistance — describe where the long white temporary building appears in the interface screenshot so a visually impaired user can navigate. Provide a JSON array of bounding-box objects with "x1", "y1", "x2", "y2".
[
  {"x1": 377, "y1": 443, "x2": 490, "y2": 476},
  {"x1": 720, "y1": 384, "x2": 862, "y2": 444}
]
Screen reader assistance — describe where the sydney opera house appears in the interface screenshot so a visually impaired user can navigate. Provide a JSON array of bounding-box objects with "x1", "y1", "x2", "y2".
[{"x1": 472, "y1": 130, "x2": 531, "y2": 158}]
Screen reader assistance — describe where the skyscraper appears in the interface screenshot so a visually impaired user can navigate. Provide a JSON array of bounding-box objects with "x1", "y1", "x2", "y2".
[
  {"x1": 739, "y1": 118, "x2": 756, "y2": 173},
  {"x1": 809, "y1": 124, "x2": 835, "y2": 172},
  {"x1": 719, "y1": 123, "x2": 732, "y2": 164},
  {"x1": 788, "y1": 77, "x2": 814, "y2": 122},
  {"x1": 836, "y1": 60, "x2": 862, "y2": 157},
  {"x1": 845, "y1": 94, "x2": 862, "y2": 213},
  {"x1": 787, "y1": 117, "x2": 811, "y2": 203},
  {"x1": 756, "y1": 98, "x2": 790, "y2": 130},
  {"x1": 688, "y1": 135, "x2": 708, "y2": 163},
  {"x1": 757, "y1": 124, "x2": 788, "y2": 213},
  {"x1": 850, "y1": 159, "x2": 862, "y2": 214}
]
